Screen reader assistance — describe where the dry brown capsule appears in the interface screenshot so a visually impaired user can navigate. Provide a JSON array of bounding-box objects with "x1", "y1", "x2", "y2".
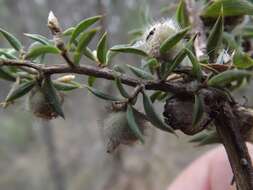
[
  {"x1": 102, "y1": 106, "x2": 150, "y2": 153},
  {"x1": 28, "y1": 85, "x2": 64, "y2": 120}
]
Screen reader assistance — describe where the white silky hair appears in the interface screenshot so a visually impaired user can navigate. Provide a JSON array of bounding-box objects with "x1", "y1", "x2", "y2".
[{"x1": 134, "y1": 18, "x2": 190, "y2": 65}]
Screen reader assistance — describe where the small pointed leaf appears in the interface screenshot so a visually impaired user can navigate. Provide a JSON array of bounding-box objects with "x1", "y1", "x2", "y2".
[
  {"x1": 192, "y1": 94, "x2": 204, "y2": 128},
  {"x1": 69, "y1": 15, "x2": 102, "y2": 45},
  {"x1": 160, "y1": 27, "x2": 190, "y2": 54},
  {"x1": 115, "y1": 77, "x2": 130, "y2": 98},
  {"x1": 206, "y1": 10, "x2": 224, "y2": 60},
  {"x1": 5, "y1": 80, "x2": 35, "y2": 102},
  {"x1": 53, "y1": 81, "x2": 81, "y2": 91},
  {"x1": 185, "y1": 48, "x2": 202, "y2": 80},
  {"x1": 127, "y1": 64, "x2": 154, "y2": 80},
  {"x1": 88, "y1": 76, "x2": 97, "y2": 87},
  {"x1": 176, "y1": 0, "x2": 190, "y2": 28},
  {"x1": 42, "y1": 77, "x2": 65, "y2": 118},
  {"x1": 207, "y1": 70, "x2": 252, "y2": 87},
  {"x1": 26, "y1": 45, "x2": 60, "y2": 60},
  {"x1": 24, "y1": 33, "x2": 50, "y2": 45},
  {"x1": 201, "y1": 0, "x2": 253, "y2": 17},
  {"x1": 233, "y1": 50, "x2": 253, "y2": 69},
  {"x1": 0, "y1": 28, "x2": 22, "y2": 51},
  {"x1": 142, "y1": 91, "x2": 175, "y2": 134},
  {"x1": 85, "y1": 85, "x2": 120, "y2": 101},
  {"x1": 110, "y1": 44, "x2": 148, "y2": 56},
  {"x1": 0, "y1": 68, "x2": 16, "y2": 81},
  {"x1": 126, "y1": 105, "x2": 145, "y2": 143},
  {"x1": 97, "y1": 32, "x2": 108, "y2": 65}
]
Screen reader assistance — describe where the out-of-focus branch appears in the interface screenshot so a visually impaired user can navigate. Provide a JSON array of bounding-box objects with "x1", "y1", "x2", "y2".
[{"x1": 185, "y1": 0, "x2": 207, "y2": 61}]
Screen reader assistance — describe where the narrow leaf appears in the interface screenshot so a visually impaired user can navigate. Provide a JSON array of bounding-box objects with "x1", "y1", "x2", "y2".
[
  {"x1": 26, "y1": 45, "x2": 60, "y2": 60},
  {"x1": 110, "y1": 44, "x2": 148, "y2": 56},
  {"x1": 0, "y1": 50, "x2": 17, "y2": 59},
  {"x1": 233, "y1": 50, "x2": 253, "y2": 69},
  {"x1": 5, "y1": 80, "x2": 35, "y2": 102},
  {"x1": 126, "y1": 105, "x2": 145, "y2": 143},
  {"x1": 97, "y1": 32, "x2": 108, "y2": 65},
  {"x1": 69, "y1": 15, "x2": 102, "y2": 45},
  {"x1": 42, "y1": 78, "x2": 65, "y2": 118},
  {"x1": 85, "y1": 85, "x2": 120, "y2": 101},
  {"x1": 53, "y1": 81, "x2": 81, "y2": 91},
  {"x1": 201, "y1": 0, "x2": 253, "y2": 17},
  {"x1": 192, "y1": 94, "x2": 204, "y2": 128},
  {"x1": 206, "y1": 10, "x2": 224, "y2": 60},
  {"x1": 0, "y1": 28, "x2": 22, "y2": 51},
  {"x1": 115, "y1": 77, "x2": 130, "y2": 98},
  {"x1": 127, "y1": 64, "x2": 154, "y2": 80},
  {"x1": 74, "y1": 29, "x2": 98, "y2": 65},
  {"x1": 142, "y1": 91, "x2": 175, "y2": 134},
  {"x1": 207, "y1": 70, "x2": 252, "y2": 87},
  {"x1": 63, "y1": 27, "x2": 75, "y2": 36},
  {"x1": 160, "y1": 27, "x2": 190, "y2": 54},
  {"x1": 24, "y1": 33, "x2": 50, "y2": 45},
  {"x1": 0, "y1": 67, "x2": 16, "y2": 81},
  {"x1": 176, "y1": 0, "x2": 190, "y2": 28},
  {"x1": 185, "y1": 48, "x2": 202, "y2": 80},
  {"x1": 88, "y1": 76, "x2": 97, "y2": 87}
]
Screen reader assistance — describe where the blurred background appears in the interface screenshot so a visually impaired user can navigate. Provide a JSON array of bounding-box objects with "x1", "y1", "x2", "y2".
[{"x1": 0, "y1": 0, "x2": 241, "y2": 189}]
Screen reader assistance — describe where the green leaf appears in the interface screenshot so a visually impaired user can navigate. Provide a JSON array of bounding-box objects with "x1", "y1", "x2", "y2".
[
  {"x1": 192, "y1": 94, "x2": 204, "y2": 128},
  {"x1": 143, "y1": 58, "x2": 159, "y2": 74},
  {"x1": 126, "y1": 105, "x2": 145, "y2": 143},
  {"x1": 83, "y1": 47, "x2": 96, "y2": 61},
  {"x1": 127, "y1": 64, "x2": 154, "y2": 80},
  {"x1": 166, "y1": 48, "x2": 187, "y2": 76},
  {"x1": 0, "y1": 28, "x2": 22, "y2": 51},
  {"x1": 85, "y1": 85, "x2": 120, "y2": 101},
  {"x1": 115, "y1": 77, "x2": 130, "y2": 98},
  {"x1": 201, "y1": 0, "x2": 253, "y2": 17},
  {"x1": 26, "y1": 45, "x2": 60, "y2": 60},
  {"x1": 185, "y1": 48, "x2": 202, "y2": 80},
  {"x1": 69, "y1": 15, "x2": 102, "y2": 45},
  {"x1": 24, "y1": 33, "x2": 50, "y2": 45},
  {"x1": 223, "y1": 32, "x2": 239, "y2": 50},
  {"x1": 0, "y1": 49, "x2": 17, "y2": 59},
  {"x1": 106, "y1": 50, "x2": 117, "y2": 65},
  {"x1": 142, "y1": 91, "x2": 175, "y2": 134},
  {"x1": 233, "y1": 50, "x2": 253, "y2": 69},
  {"x1": 97, "y1": 32, "x2": 108, "y2": 65},
  {"x1": 206, "y1": 11, "x2": 224, "y2": 61},
  {"x1": 42, "y1": 77, "x2": 65, "y2": 118},
  {"x1": 74, "y1": 29, "x2": 98, "y2": 65},
  {"x1": 160, "y1": 27, "x2": 190, "y2": 54},
  {"x1": 190, "y1": 131, "x2": 220, "y2": 146},
  {"x1": 63, "y1": 27, "x2": 75, "y2": 36},
  {"x1": 88, "y1": 76, "x2": 97, "y2": 87},
  {"x1": 5, "y1": 80, "x2": 35, "y2": 102},
  {"x1": 176, "y1": 0, "x2": 190, "y2": 28},
  {"x1": 207, "y1": 70, "x2": 252, "y2": 87},
  {"x1": 0, "y1": 67, "x2": 16, "y2": 81},
  {"x1": 53, "y1": 81, "x2": 81, "y2": 91},
  {"x1": 110, "y1": 44, "x2": 148, "y2": 56}
]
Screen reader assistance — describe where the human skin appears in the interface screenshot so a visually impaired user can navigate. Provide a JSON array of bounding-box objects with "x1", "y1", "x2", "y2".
[{"x1": 167, "y1": 143, "x2": 253, "y2": 190}]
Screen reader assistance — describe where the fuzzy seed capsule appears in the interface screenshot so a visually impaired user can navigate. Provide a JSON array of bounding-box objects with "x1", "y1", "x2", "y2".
[
  {"x1": 102, "y1": 107, "x2": 150, "y2": 153},
  {"x1": 28, "y1": 85, "x2": 64, "y2": 120}
]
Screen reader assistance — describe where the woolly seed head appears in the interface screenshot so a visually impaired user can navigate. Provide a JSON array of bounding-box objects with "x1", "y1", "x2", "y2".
[{"x1": 134, "y1": 18, "x2": 182, "y2": 61}]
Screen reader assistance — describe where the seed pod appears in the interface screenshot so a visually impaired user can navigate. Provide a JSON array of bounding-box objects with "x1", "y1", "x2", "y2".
[
  {"x1": 28, "y1": 85, "x2": 64, "y2": 120},
  {"x1": 102, "y1": 106, "x2": 150, "y2": 153},
  {"x1": 163, "y1": 96, "x2": 210, "y2": 135}
]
